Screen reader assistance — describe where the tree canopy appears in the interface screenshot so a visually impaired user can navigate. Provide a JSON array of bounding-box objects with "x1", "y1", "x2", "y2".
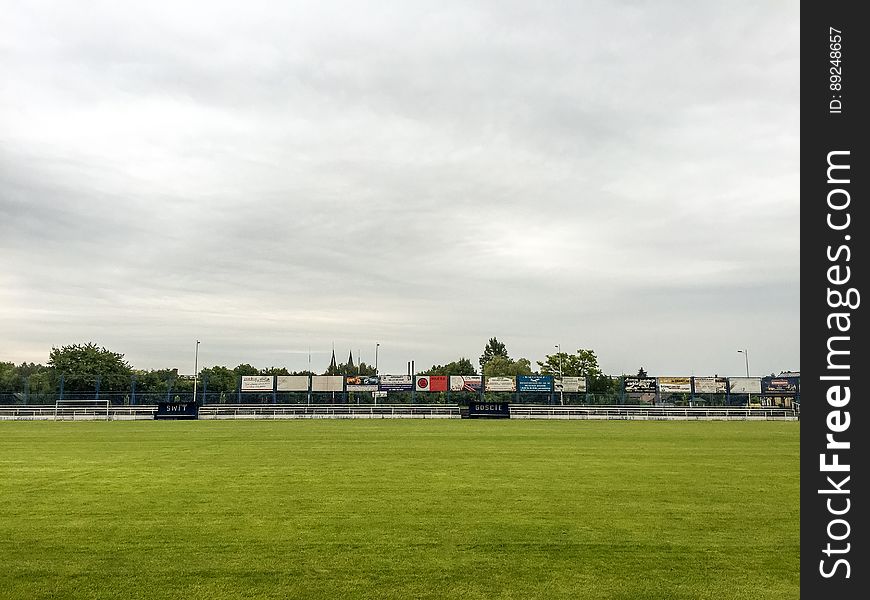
[
  {"x1": 537, "y1": 349, "x2": 602, "y2": 379},
  {"x1": 478, "y1": 337, "x2": 508, "y2": 371},
  {"x1": 482, "y1": 356, "x2": 533, "y2": 377},
  {"x1": 423, "y1": 358, "x2": 476, "y2": 376},
  {"x1": 48, "y1": 343, "x2": 132, "y2": 391}
]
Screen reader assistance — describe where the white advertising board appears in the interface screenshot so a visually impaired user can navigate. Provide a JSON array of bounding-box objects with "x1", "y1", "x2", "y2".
[
  {"x1": 556, "y1": 376, "x2": 586, "y2": 393},
  {"x1": 276, "y1": 375, "x2": 309, "y2": 392},
  {"x1": 728, "y1": 377, "x2": 762, "y2": 393},
  {"x1": 485, "y1": 376, "x2": 516, "y2": 392},
  {"x1": 694, "y1": 377, "x2": 728, "y2": 394},
  {"x1": 241, "y1": 375, "x2": 274, "y2": 391},
  {"x1": 311, "y1": 376, "x2": 344, "y2": 392}
]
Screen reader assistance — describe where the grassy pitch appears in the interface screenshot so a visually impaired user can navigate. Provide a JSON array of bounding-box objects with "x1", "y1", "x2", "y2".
[{"x1": 0, "y1": 420, "x2": 798, "y2": 599}]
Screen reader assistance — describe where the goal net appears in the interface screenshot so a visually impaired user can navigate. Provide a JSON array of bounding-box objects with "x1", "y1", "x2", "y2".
[{"x1": 54, "y1": 398, "x2": 111, "y2": 421}]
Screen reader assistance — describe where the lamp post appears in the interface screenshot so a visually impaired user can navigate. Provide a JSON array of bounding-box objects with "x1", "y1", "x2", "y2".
[
  {"x1": 555, "y1": 344, "x2": 563, "y2": 405},
  {"x1": 375, "y1": 343, "x2": 380, "y2": 375},
  {"x1": 193, "y1": 340, "x2": 200, "y2": 404},
  {"x1": 737, "y1": 349, "x2": 750, "y2": 408}
]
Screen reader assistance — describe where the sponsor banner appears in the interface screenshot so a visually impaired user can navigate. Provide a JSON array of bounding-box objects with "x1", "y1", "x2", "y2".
[
  {"x1": 693, "y1": 377, "x2": 728, "y2": 394},
  {"x1": 450, "y1": 375, "x2": 482, "y2": 392},
  {"x1": 624, "y1": 377, "x2": 657, "y2": 393},
  {"x1": 155, "y1": 401, "x2": 199, "y2": 420},
  {"x1": 311, "y1": 376, "x2": 344, "y2": 392},
  {"x1": 415, "y1": 375, "x2": 448, "y2": 392},
  {"x1": 762, "y1": 376, "x2": 799, "y2": 395},
  {"x1": 467, "y1": 401, "x2": 510, "y2": 419},
  {"x1": 657, "y1": 376, "x2": 692, "y2": 393},
  {"x1": 241, "y1": 375, "x2": 274, "y2": 391},
  {"x1": 346, "y1": 375, "x2": 380, "y2": 392},
  {"x1": 485, "y1": 376, "x2": 516, "y2": 392},
  {"x1": 379, "y1": 374, "x2": 414, "y2": 391},
  {"x1": 517, "y1": 375, "x2": 553, "y2": 392},
  {"x1": 728, "y1": 377, "x2": 762, "y2": 394},
  {"x1": 276, "y1": 375, "x2": 309, "y2": 392},
  {"x1": 555, "y1": 376, "x2": 586, "y2": 393}
]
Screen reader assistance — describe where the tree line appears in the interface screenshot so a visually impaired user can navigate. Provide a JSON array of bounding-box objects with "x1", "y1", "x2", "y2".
[{"x1": 1, "y1": 338, "x2": 622, "y2": 395}]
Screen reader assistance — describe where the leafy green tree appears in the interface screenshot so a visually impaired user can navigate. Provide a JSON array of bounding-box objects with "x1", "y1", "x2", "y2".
[
  {"x1": 200, "y1": 366, "x2": 237, "y2": 393},
  {"x1": 0, "y1": 362, "x2": 18, "y2": 392},
  {"x1": 48, "y1": 343, "x2": 132, "y2": 391},
  {"x1": 133, "y1": 369, "x2": 179, "y2": 393},
  {"x1": 483, "y1": 356, "x2": 533, "y2": 377},
  {"x1": 423, "y1": 357, "x2": 476, "y2": 376},
  {"x1": 233, "y1": 364, "x2": 259, "y2": 377},
  {"x1": 261, "y1": 366, "x2": 290, "y2": 376},
  {"x1": 479, "y1": 337, "x2": 508, "y2": 371},
  {"x1": 537, "y1": 348, "x2": 602, "y2": 379},
  {"x1": 588, "y1": 374, "x2": 620, "y2": 394}
]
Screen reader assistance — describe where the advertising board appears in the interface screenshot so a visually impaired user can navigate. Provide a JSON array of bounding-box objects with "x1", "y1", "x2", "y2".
[
  {"x1": 728, "y1": 377, "x2": 762, "y2": 394},
  {"x1": 276, "y1": 375, "x2": 309, "y2": 392},
  {"x1": 517, "y1": 375, "x2": 553, "y2": 392},
  {"x1": 346, "y1": 375, "x2": 380, "y2": 392},
  {"x1": 624, "y1": 377, "x2": 657, "y2": 393},
  {"x1": 554, "y1": 376, "x2": 586, "y2": 393},
  {"x1": 379, "y1": 375, "x2": 414, "y2": 391},
  {"x1": 657, "y1": 377, "x2": 692, "y2": 393},
  {"x1": 311, "y1": 376, "x2": 344, "y2": 392},
  {"x1": 449, "y1": 375, "x2": 482, "y2": 392},
  {"x1": 415, "y1": 375, "x2": 448, "y2": 391},
  {"x1": 485, "y1": 376, "x2": 516, "y2": 392},
  {"x1": 761, "y1": 376, "x2": 799, "y2": 395},
  {"x1": 693, "y1": 377, "x2": 728, "y2": 394},
  {"x1": 241, "y1": 375, "x2": 274, "y2": 391}
]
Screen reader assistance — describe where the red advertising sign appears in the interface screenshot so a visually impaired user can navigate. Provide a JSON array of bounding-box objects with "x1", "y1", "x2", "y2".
[{"x1": 416, "y1": 375, "x2": 448, "y2": 392}]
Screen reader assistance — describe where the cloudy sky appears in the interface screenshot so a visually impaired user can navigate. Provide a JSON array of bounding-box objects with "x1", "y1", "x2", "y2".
[{"x1": 0, "y1": 0, "x2": 799, "y2": 377}]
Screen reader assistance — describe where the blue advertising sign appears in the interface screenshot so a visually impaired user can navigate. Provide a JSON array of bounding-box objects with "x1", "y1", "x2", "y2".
[
  {"x1": 378, "y1": 375, "x2": 414, "y2": 391},
  {"x1": 517, "y1": 375, "x2": 553, "y2": 392}
]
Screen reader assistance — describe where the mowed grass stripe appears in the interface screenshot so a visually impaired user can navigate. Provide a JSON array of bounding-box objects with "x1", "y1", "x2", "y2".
[{"x1": 0, "y1": 420, "x2": 798, "y2": 600}]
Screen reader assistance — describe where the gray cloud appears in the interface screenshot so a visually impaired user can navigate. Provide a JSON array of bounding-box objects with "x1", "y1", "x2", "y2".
[{"x1": 0, "y1": 1, "x2": 799, "y2": 377}]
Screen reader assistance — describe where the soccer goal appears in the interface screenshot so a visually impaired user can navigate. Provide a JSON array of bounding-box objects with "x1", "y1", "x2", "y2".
[{"x1": 54, "y1": 398, "x2": 111, "y2": 421}]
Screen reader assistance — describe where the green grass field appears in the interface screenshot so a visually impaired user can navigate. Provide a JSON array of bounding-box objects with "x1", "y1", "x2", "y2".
[{"x1": 0, "y1": 420, "x2": 798, "y2": 599}]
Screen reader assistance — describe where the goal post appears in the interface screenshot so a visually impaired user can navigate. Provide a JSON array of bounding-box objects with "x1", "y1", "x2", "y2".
[{"x1": 54, "y1": 398, "x2": 111, "y2": 421}]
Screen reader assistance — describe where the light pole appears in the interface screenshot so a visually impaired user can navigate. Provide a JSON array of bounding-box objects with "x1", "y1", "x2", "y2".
[
  {"x1": 375, "y1": 343, "x2": 380, "y2": 375},
  {"x1": 737, "y1": 349, "x2": 750, "y2": 408},
  {"x1": 555, "y1": 344, "x2": 563, "y2": 405},
  {"x1": 193, "y1": 340, "x2": 200, "y2": 404}
]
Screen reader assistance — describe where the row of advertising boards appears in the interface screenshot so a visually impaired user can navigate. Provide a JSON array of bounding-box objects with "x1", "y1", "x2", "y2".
[
  {"x1": 239, "y1": 374, "x2": 799, "y2": 394},
  {"x1": 624, "y1": 376, "x2": 799, "y2": 394}
]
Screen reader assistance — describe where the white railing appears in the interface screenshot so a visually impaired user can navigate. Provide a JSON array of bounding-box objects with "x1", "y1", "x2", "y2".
[
  {"x1": 509, "y1": 405, "x2": 798, "y2": 421},
  {"x1": 198, "y1": 404, "x2": 461, "y2": 419},
  {"x1": 0, "y1": 404, "x2": 797, "y2": 421},
  {"x1": 0, "y1": 405, "x2": 157, "y2": 421}
]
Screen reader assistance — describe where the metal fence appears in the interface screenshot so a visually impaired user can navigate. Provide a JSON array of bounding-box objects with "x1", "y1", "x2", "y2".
[{"x1": 0, "y1": 403, "x2": 797, "y2": 421}]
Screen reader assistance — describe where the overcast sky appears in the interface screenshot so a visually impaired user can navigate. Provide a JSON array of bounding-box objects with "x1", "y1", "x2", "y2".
[{"x1": 0, "y1": 1, "x2": 799, "y2": 377}]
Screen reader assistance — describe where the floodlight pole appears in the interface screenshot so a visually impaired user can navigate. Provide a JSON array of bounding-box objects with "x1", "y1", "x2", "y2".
[
  {"x1": 193, "y1": 340, "x2": 200, "y2": 404},
  {"x1": 555, "y1": 344, "x2": 563, "y2": 405},
  {"x1": 738, "y1": 349, "x2": 750, "y2": 408},
  {"x1": 375, "y1": 343, "x2": 380, "y2": 375}
]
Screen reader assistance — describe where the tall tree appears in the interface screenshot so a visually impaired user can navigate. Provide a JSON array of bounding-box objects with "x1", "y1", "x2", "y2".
[
  {"x1": 199, "y1": 366, "x2": 237, "y2": 393},
  {"x1": 483, "y1": 356, "x2": 533, "y2": 377},
  {"x1": 479, "y1": 337, "x2": 508, "y2": 371},
  {"x1": 48, "y1": 343, "x2": 132, "y2": 391},
  {"x1": 537, "y1": 348, "x2": 602, "y2": 379},
  {"x1": 424, "y1": 357, "x2": 476, "y2": 376},
  {"x1": 233, "y1": 364, "x2": 259, "y2": 377}
]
